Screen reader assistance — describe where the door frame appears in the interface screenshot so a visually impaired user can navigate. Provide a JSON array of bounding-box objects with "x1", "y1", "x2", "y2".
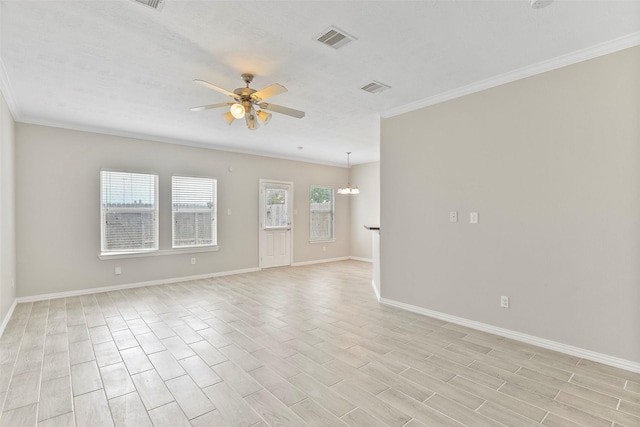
[{"x1": 259, "y1": 179, "x2": 294, "y2": 269}]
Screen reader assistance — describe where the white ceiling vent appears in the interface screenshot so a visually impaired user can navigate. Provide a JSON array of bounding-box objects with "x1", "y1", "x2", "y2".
[
  {"x1": 361, "y1": 81, "x2": 391, "y2": 94},
  {"x1": 131, "y1": 0, "x2": 166, "y2": 10},
  {"x1": 316, "y1": 26, "x2": 357, "y2": 50}
]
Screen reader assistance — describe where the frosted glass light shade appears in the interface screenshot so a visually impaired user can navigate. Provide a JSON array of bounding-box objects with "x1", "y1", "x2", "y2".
[
  {"x1": 247, "y1": 115, "x2": 258, "y2": 130},
  {"x1": 257, "y1": 110, "x2": 272, "y2": 124},
  {"x1": 338, "y1": 186, "x2": 359, "y2": 194},
  {"x1": 230, "y1": 103, "x2": 245, "y2": 119},
  {"x1": 222, "y1": 111, "x2": 235, "y2": 125}
]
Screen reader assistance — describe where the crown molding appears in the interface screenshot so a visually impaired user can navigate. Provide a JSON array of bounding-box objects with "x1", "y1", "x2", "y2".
[
  {"x1": 16, "y1": 117, "x2": 347, "y2": 168},
  {"x1": 0, "y1": 58, "x2": 20, "y2": 119},
  {"x1": 382, "y1": 32, "x2": 640, "y2": 119}
]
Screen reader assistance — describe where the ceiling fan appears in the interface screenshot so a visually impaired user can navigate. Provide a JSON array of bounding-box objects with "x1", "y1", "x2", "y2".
[{"x1": 191, "y1": 73, "x2": 305, "y2": 130}]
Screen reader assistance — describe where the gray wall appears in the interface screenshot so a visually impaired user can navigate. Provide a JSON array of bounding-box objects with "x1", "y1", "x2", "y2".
[
  {"x1": 16, "y1": 124, "x2": 351, "y2": 297},
  {"x1": 350, "y1": 162, "x2": 380, "y2": 260},
  {"x1": 0, "y1": 88, "x2": 16, "y2": 323},
  {"x1": 381, "y1": 46, "x2": 640, "y2": 363}
]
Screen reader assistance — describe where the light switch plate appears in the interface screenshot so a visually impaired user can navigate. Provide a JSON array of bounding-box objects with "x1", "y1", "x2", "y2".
[{"x1": 449, "y1": 211, "x2": 458, "y2": 223}]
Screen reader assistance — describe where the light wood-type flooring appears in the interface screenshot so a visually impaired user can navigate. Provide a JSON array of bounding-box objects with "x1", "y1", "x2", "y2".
[{"x1": 1, "y1": 260, "x2": 639, "y2": 426}]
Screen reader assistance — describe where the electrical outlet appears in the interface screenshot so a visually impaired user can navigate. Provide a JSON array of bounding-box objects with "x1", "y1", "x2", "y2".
[
  {"x1": 191, "y1": 258, "x2": 196, "y2": 265},
  {"x1": 449, "y1": 211, "x2": 458, "y2": 223},
  {"x1": 115, "y1": 266, "x2": 121, "y2": 275},
  {"x1": 501, "y1": 296, "x2": 509, "y2": 308},
  {"x1": 470, "y1": 212, "x2": 479, "y2": 224}
]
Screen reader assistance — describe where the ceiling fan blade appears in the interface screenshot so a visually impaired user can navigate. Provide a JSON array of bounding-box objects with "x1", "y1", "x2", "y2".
[
  {"x1": 251, "y1": 83, "x2": 287, "y2": 102},
  {"x1": 259, "y1": 102, "x2": 305, "y2": 119},
  {"x1": 190, "y1": 102, "x2": 232, "y2": 112},
  {"x1": 193, "y1": 79, "x2": 238, "y2": 99}
]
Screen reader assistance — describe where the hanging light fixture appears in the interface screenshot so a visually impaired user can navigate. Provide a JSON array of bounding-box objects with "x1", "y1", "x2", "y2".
[
  {"x1": 222, "y1": 111, "x2": 236, "y2": 125},
  {"x1": 230, "y1": 103, "x2": 245, "y2": 119},
  {"x1": 245, "y1": 108, "x2": 259, "y2": 130},
  {"x1": 191, "y1": 73, "x2": 305, "y2": 130},
  {"x1": 338, "y1": 152, "x2": 359, "y2": 195},
  {"x1": 256, "y1": 110, "x2": 272, "y2": 125}
]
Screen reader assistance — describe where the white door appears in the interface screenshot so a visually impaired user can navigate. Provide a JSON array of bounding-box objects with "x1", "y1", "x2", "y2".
[{"x1": 259, "y1": 180, "x2": 293, "y2": 269}]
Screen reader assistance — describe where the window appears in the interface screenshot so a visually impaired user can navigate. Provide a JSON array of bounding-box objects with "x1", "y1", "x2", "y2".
[
  {"x1": 101, "y1": 170, "x2": 158, "y2": 253},
  {"x1": 310, "y1": 186, "x2": 334, "y2": 241},
  {"x1": 172, "y1": 176, "x2": 217, "y2": 248},
  {"x1": 264, "y1": 186, "x2": 289, "y2": 228}
]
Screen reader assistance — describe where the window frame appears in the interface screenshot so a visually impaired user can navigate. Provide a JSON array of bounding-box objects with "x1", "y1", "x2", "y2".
[
  {"x1": 171, "y1": 175, "x2": 218, "y2": 249},
  {"x1": 309, "y1": 185, "x2": 335, "y2": 243},
  {"x1": 100, "y1": 169, "x2": 159, "y2": 255}
]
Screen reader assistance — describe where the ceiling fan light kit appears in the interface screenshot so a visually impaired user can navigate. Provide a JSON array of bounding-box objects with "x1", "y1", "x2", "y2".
[
  {"x1": 191, "y1": 73, "x2": 305, "y2": 130},
  {"x1": 257, "y1": 110, "x2": 272, "y2": 125},
  {"x1": 222, "y1": 111, "x2": 235, "y2": 125},
  {"x1": 338, "y1": 152, "x2": 359, "y2": 195},
  {"x1": 230, "y1": 103, "x2": 245, "y2": 119}
]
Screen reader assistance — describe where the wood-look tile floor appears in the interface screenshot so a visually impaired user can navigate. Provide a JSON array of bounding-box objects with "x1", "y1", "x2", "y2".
[{"x1": 1, "y1": 260, "x2": 639, "y2": 426}]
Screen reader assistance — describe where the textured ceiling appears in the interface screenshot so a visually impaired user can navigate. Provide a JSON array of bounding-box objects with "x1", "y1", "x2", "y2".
[{"x1": 1, "y1": 1, "x2": 639, "y2": 165}]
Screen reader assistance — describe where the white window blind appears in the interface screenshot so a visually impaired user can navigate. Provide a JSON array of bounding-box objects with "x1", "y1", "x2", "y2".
[
  {"x1": 310, "y1": 186, "x2": 334, "y2": 241},
  {"x1": 101, "y1": 170, "x2": 158, "y2": 253},
  {"x1": 172, "y1": 176, "x2": 217, "y2": 248}
]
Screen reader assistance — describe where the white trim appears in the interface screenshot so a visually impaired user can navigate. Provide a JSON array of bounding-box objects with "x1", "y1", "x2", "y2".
[
  {"x1": 379, "y1": 297, "x2": 640, "y2": 374},
  {"x1": 99, "y1": 246, "x2": 219, "y2": 260},
  {"x1": 171, "y1": 175, "x2": 218, "y2": 250},
  {"x1": 0, "y1": 58, "x2": 20, "y2": 119},
  {"x1": 16, "y1": 117, "x2": 347, "y2": 168},
  {"x1": 16, "y1": 267, "x2": 260, "y2": 303},
  {"x1": 292, "y1": 256, "x2": 349, "y2": 267},
  {"x1": 259, "y1": 179, "x2": 294, "y2": 269},
  {"x1": 0, "y1": 298, "x2": 18, "y2": 339},
  {"x1": 349, "y1": 256, "x2": 372, "y2": 263},
  {"x1": 371, "y1": 280, "x2": 380, "y2": 302},
  {"x1": 292, "y1": 256, "x2": 370, "y2": 267},
  {"x1": 382, "y1": 32, "x2": 640, "y2": 118}
]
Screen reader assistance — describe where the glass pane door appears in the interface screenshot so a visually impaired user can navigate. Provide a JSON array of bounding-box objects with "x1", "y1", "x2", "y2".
[{"x1": 264, "y1": 186, "x2": 289, "y2": 228}]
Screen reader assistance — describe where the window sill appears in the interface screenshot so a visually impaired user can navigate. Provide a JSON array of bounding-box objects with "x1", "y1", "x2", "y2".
[
  {"x1": 99, "y1": 246, "x2": 219, "y2": 260},
  {"x1": 309, "y1": 239, "x2": 336, "y2": 244}
]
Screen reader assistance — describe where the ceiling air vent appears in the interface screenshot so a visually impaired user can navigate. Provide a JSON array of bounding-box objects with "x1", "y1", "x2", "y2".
[
  {"x1": 316, "y1": 26, "x2": 357, "y2": 50},
  {"x1": 361, "y1": 81, "x2": 391, "y2": 94},
  {"x1": 131, "y1": 0, "x2": 166, "y2": 10}
]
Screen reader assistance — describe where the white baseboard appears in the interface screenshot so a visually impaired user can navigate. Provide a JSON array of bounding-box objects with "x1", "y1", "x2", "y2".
[
  {"x1": 349, "y1": 256, "x2": 373, "y2": 263},
  {"x1": 371, "y1": 280, "x2": 380, "y2": 302},
  {"x1": 292, "y1": 256, "x2": 371, "y2": 267},
  {"x1": 380, "y1": 297, "x2": 640, "y2": 374},
  {"x1": 14, "y1": 256, "x2": 368, "y2": 303},
  {"x1": 292, "y1": 257, "x2": 349, "y2": 267},
  {"x1": 0, "y1": 298, "x2": 17, "y2": 339},
  {"x1": 16, "y1": 267, "x2": 261, "y2": 303}
]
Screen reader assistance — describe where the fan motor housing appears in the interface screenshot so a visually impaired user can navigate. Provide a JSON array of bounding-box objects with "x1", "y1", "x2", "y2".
[{"x1": 234, "y1": 87, "x2": 257, "y2": 98}]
